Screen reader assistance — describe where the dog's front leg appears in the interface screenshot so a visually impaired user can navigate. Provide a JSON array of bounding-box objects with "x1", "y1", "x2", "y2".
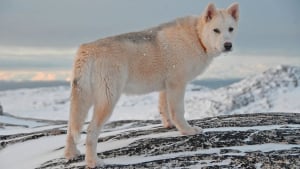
[
  {"x1": 159, "y1": 91, "x2": 173, "y2": 128},
  {"x1": 166, "y1": 81, "x2": 202, "y2": 135}
]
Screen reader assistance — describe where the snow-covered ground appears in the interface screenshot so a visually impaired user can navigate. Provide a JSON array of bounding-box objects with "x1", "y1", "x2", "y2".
[
  {"x1": 0, "y1": 65, "x2": 299, "y2": 124},
  {"x1": 0, "y1": 113, "x2": 299, "y2": 169}
]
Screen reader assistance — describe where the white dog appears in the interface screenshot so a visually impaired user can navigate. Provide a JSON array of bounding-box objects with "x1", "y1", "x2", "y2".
[{"x1": 65, "y1": 3, "x2": 239, "y2": 168}]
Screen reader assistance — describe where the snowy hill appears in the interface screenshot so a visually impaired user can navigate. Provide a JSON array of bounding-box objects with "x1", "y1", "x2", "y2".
[{"x1": 191, "y1": 65, "x2": 300, "y2": 117}]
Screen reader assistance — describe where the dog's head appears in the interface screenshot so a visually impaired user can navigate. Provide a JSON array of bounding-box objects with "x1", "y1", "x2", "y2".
[{"x1": 198, "y1": 3, "x2": 239, "y2": 54}]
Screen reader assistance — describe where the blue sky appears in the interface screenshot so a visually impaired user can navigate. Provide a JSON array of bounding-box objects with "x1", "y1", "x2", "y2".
[{"x1": 0, "y1": 0, "x2": 299, "y2": 81}]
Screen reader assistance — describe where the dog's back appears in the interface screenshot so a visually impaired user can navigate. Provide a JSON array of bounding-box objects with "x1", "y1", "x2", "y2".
[{"x1": 73, "y1": 16, "x2": 209, "y2": 95}]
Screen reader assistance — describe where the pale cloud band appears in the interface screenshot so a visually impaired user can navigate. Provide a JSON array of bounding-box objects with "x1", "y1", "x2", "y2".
[
  {"x1": 0, "y1": 70, "x2": 71, "y2": 81},
  {"x1": 1, "y1": 55, "x2": 300, "y2": 81},
  {"x1": 0, "y1": 46, "x2": 77, "y2": 56}
]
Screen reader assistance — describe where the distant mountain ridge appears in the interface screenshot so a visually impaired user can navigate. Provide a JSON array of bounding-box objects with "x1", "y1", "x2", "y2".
[
  {"x1": 224, "y1": 65, "x2": 300, "y2": 112},
  {"x1": 0, "y1": 80, "x2": 69, "y2": 91},
  {"x1": 185, "y1": 65, "x2": 300, "y2": 118}
]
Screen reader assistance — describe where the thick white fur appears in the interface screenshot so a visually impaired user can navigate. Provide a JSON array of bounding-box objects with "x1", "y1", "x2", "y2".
[{"x1": 65, "y1": 3, "x2": 239, "y2": 168}]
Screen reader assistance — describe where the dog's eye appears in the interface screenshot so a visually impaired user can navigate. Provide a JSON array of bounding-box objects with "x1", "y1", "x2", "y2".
[
  {"x1": 229, "y1": 27, "x2": 234, "y2": 32},
  {"x1": 213, "y1": 28, "x2": 220, "y2": 34}
]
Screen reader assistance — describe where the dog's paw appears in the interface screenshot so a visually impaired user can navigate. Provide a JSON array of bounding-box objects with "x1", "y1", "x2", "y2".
[
  {"x1": 64, "y1": 147, "x2": 80, "y2": 160},
  {"x1": 162, "y1": 120, "x2": 174, "y2": 129},
  {"x1": 86, "y1": 157, "x2": 104, "y2": 168},
  {"x1": 180, "y1": 126, "x2": 203, "y2": 135}
]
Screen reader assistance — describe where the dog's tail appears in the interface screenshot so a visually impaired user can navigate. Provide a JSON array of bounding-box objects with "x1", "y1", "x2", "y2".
[{"x1": 67, "y1": 44, "x2": 93, "y2": 143}]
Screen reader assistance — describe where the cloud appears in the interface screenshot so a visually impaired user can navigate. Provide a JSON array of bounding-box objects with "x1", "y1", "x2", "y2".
[
  {"x1": 0, "y1": 70, "x2": 71, "y2": 81},
  {"x1": 31, "y1": 72, "x2": 57, "y2": 81},
  {"x1": 1, "y1": 54, "x2": 299, "y2": 82},
  {"x1": 0, "y1": 0, "x2": 299, "y2": 52},
  {"x1": 0, "y1": 46, "x2": 75, "y2": 70},
  {"x1": 198, "y1": 54, "x2": 300, "y2": 79},
  {"x1": 0, "y1": 46, "x2": 76, "y2": 56},
  {"x1": 0, "y1": 72, "x2": 14, "y2": 81}
]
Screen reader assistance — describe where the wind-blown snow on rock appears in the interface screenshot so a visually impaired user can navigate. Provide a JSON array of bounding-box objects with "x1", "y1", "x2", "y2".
[{"x1": 0, "y1": 113, "x2": 299, "y2": 169}]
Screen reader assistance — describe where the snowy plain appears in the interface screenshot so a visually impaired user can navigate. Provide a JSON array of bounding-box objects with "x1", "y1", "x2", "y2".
[
  {"x1": 1, "y1": 80, "x2": 300, "y2": 123},
  {"x1": 0, "y1": 65, "x2": 299, "y2": 123}
]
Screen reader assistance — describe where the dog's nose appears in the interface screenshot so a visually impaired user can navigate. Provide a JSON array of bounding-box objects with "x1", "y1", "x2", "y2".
[{"x1": 224, "y1": 42, "x2": 232, "y2": 51}]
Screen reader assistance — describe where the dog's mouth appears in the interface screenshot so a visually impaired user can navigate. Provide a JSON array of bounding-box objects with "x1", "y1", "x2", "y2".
[{"x1": 223, "y1": 49, "x2": 232, "y2": 53}]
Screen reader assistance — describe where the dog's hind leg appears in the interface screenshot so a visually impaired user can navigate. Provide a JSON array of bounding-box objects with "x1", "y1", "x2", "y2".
[
  {"x1": 159, "y1": 91, "x2": 173, "y2": 128},
  {"x1": 65, "y1": 46, "x2": 94, "y2": 160},
  {"x1": 85, "y1": 76, "x2": 122, "y2": 168},
  {"x1": 65, "y1": 82, "x2": 92, "y2": 160},
  {"x1": 65, "y1": 84, "x2": 92, "y2": 160}
]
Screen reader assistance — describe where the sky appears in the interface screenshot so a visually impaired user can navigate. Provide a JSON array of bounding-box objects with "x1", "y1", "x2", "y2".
[{"x1": 0, "y1": 0, "x2": 299, "y2": 81}]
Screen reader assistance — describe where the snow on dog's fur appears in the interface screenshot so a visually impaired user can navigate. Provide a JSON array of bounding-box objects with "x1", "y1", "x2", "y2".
[{"x1": 65, "y1": 3, "x2": 239, "y2": 168}]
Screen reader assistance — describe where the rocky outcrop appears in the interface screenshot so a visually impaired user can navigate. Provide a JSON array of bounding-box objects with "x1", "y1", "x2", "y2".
[
  {"x1": 0, "y1": 104, "x2": 3, "y2": 115},
  {"x1": 1, "y1": 113, "x2": 299, "y2": 169}
]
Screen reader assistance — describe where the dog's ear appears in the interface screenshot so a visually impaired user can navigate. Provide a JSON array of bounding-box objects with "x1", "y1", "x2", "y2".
[
  {"x1": 203, "y1": 3, "x2": 217, "y2": 22},
  {"x1": 227, "y1": 3, "x2": 239, "y2": 21}
]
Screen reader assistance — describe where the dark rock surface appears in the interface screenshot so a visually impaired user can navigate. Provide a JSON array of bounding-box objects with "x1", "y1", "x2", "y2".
[
  {"x1": 0, "y1": 104, "x2": 3, "y2": 115},
  {"x1": 1, "y1": 113, "x2": 299, "y2": 169}
]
